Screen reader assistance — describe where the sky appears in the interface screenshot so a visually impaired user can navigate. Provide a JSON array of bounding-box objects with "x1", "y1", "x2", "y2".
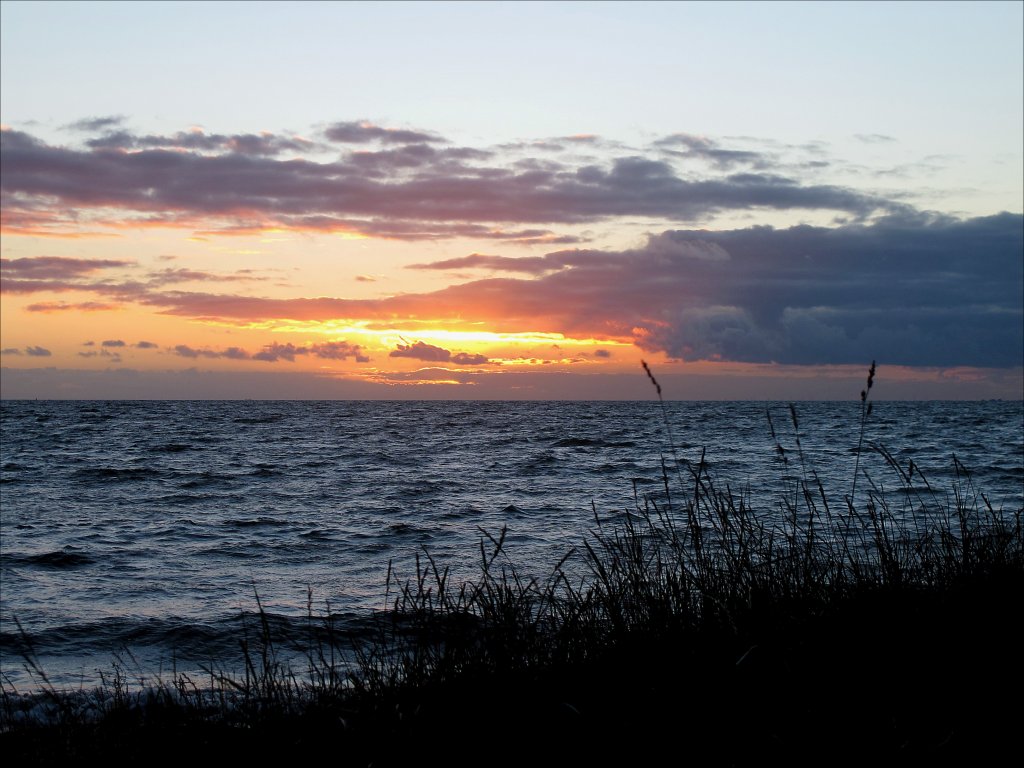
[{"x1": 1, "y1": 0, "x2": 1022, "y2": 400}]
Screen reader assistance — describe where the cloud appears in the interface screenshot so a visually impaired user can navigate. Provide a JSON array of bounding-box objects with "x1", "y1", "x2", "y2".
[
  {"x1": 26, "y1": 346, "x2": 52, "y2": 356},
  {"x1": 170, "y1": 340, "x2": 368, "y2": 364},
  {"x1": 135, "y1": 341, "x2": 158, "y2": 349},
  {"x1": 1, "y1": 123, "x2": 901, "y2": 240},
  {"x1": 251, "y1": 342, "x2": 307, "y2": 362},
  {"x1": 408, "y1": 253, "x2": 555, "y2": 274},
  {"x1": 0, "y1": 256, "x2": 133, "y2": 279},
  {"x1": 84, "y1": 128, "x2": 316, "y2": 156},
  {"x1": 323, "y1": 121, "x2": 444, "y2": 145},
  {"x1": 25, "y1": 301, "x2": 121, "y2": 312},
  {"x1": 174, "y1": 343, "x2": 258, "y2": 361},
  {"x1": 78, "y1": 348, "x2": 122, "y2": 361},
  {"x1": 451, "y1": 352, "x2": 489, "y2": 366},
  {"x1": 390, "y1": 341, "x2": 451, "y2": 362},
  {"x1": 854, "y1": 133, "x2": 898, "y2": 144},
  {"x1": 594, "y1": 349, "x2": 612, "y2": 358},
  {"x1": 63, "y1": 116, "x2": 125, "y2": 132},
  {"x1": 173, "y1": 344, "x2": 208, "y2": 359},
  {"x1": 309, "y1": 340, "x2": 369, "y2": 362},
  {"x1": 253, "y1": 343, "x2": 296, "y2": 362},
  {"x1": 145, "y1": 267, "x2": 266, "y2": 286},
  {"x1": 387, "y1": 342, "x2": 485, "y2": 366},
  {"x1": 1, "y1": 348, "x2": 22, "y2": 355},
  {"x1": 221, "y1": 347, "x2": 251, "y2": 360},
  {"x1": 654, "y1": 133, "x2": 768, "y2": 170},
  {"x1": 1, "y1": 258, "x2": 264, "y2": 302},
  {"x1": 101, "y1": 339, "x2": 126, "y2": 347}
]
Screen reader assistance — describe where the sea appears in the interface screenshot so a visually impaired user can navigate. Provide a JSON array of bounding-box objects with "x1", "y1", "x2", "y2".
[{"x1": 1, "y1": 399, "x2": 1022, "y2": 695}]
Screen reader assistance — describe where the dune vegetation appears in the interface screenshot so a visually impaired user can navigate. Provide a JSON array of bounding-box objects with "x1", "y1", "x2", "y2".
[{"x1": 2, "y1": 365, "x2": 1022, "y2": 765}]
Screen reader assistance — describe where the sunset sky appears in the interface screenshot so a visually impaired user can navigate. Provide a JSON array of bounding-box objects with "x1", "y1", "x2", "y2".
[{"x1": 2, "y1": 0, "x2": 1021, "y2": 399}]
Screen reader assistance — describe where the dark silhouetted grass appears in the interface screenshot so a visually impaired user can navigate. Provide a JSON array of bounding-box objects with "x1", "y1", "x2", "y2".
[{"x1": 2, "y1": 365, "x2": 1022, "y2": 765}]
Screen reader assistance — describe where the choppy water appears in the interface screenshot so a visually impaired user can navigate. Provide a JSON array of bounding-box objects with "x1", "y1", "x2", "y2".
[{"x1": 1, "y1": 399, "x2": 1021, "y2": 693}]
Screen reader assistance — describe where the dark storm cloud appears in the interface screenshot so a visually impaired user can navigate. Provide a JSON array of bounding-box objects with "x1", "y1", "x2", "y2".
[
  {"x1": 1, "y1": 123, "x2": 899, "y2": 239},
  {"x1": 550, "y1": 211, "x2": 1023, "y2": 368},
  {"x1": 323, "y1": 121, "x2": 445, "y2": 145}
]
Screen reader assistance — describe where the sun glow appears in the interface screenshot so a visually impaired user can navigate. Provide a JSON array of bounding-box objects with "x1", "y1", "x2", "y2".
[{"x1": 272, "y1": 321, "x2": 632, "y2": 348}]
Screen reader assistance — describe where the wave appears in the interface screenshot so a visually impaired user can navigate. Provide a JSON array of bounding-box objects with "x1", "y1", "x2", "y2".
[
  {"x1": 73, "y1": 466, "x2": 158, "y2": 482},
  {"x1": 5, "y1": 549, "x2": 96, "y2": 568},
  {"x1": 552, "y1": 437, "x2": 638, "y2": 449},
  {"x1": 223, "y1": 517, "x2": 290, "y2": 528},
  {"x1": 151, "y1": 443, "x2": 196, "y2": 453}
]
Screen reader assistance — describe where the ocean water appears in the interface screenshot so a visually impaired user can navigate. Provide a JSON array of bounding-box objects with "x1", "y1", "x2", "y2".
[{"x1": 1, "y1": 399, "x2": 1021, "y2": 693}]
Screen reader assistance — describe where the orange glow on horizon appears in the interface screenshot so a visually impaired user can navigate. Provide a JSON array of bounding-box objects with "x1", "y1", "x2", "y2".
[{"x1": 269, "y1": 321, "x2": 635, "y2": 348}]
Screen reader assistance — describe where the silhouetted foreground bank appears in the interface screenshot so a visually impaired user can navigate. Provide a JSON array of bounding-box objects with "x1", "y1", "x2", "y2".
[
  {"x1": 3, "y1": 373, "x2": 1022, "y2": 765},
  {"x1": 4, "y1": 455, "x2": 1021, "y2": 766}
]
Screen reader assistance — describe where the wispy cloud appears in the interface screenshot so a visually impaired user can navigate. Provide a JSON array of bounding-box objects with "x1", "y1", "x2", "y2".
[
  {"x1": 0, "y1": 256, "x2": 133, "y2": 279},
  {"x1": 171, "y1": 340, "x2": 370, "y2": 364},
  {"x1": 62, "y1": 115, "x2": 125, "y2": 132},
  {"x1": 854, "y1": 133, "x2": 898, "y2": 144},
  {"x1": 653, "y1": 133, "x2": 770, "y2": 170},
  {"x1": 408, "y1": 253, "x2": 555, "y2": 274},
  {"x1": 26, "y1": 301, "x2": 122, "y2": 312}
]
